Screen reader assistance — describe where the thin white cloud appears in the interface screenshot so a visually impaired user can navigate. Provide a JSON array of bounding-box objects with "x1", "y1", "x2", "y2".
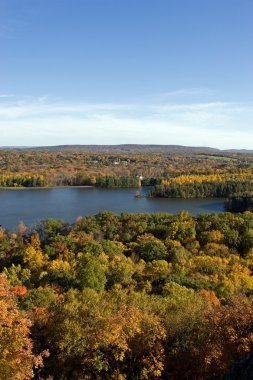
[
  {"x1": 0, "y1": 101, "x2": 136, "y2": 119},
  {"x1": 161, "y1": 87, "x2": 217, "y2": 98},
  {"x1": 0, "y1": 94, "x2": 14, "y2": 98},
  {"x1": 0, "y1": 97, "x2": 252, "y2": 149}
]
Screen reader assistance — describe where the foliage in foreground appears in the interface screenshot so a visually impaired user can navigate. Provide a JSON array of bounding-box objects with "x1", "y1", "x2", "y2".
[
  {"x1": 0, "y1": 274, "x2": 46, "y2": 380},
  {"x1": 1, "y1": 211, "x2": 253, "y2": 379}
]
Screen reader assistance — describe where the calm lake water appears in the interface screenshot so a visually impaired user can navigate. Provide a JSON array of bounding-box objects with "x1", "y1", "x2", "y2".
[{"x1": 0, "y1": 187, "x2": 225, "y2": 231}]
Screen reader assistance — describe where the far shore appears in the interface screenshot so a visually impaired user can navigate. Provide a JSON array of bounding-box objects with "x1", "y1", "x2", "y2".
[{"x1": 0, "y1": 185, "x2": 94, "y2": 190}]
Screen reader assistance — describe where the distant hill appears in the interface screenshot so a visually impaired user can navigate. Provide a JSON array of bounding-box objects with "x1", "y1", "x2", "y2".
[
  {"x1": 1, "y1": 144, "x2": 253, "y2": 154},
  {"x1": 26, "y1": 144, "x2": 220, "y2": 153}
]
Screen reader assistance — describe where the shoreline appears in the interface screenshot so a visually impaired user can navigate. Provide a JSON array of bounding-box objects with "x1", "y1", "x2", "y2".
[{"x1": 0, "y1": 185, "x2": 94, "y2": 190}]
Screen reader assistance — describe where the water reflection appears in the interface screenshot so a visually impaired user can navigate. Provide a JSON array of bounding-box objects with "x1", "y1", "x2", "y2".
[{"x1": 0, "y1": 187, "x2": 225, "y2": 230}]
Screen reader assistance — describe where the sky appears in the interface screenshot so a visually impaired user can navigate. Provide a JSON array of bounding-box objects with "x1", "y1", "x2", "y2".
[{"x1": 0, "y1": 0, "x2": 252, "y2": 148}]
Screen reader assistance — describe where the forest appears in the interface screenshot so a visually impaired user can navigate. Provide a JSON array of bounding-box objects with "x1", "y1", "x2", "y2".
[
  {"x1": 0, "y1": 148, "x2": 252, "y2": 190},
  {"x1": 149, "y1": 173, "x2": 253, "y2": 199},
  {"x1": 1, "y1": 211, "x2": 253, "y2": 379},
  {"x1": 225, "y1": 193, "x2": 253, "y2": 212}
]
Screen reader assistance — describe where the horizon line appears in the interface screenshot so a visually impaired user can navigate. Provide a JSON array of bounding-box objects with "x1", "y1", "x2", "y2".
[{"x1": 0, "y1": 144, "x2": 252, "y2": 151}]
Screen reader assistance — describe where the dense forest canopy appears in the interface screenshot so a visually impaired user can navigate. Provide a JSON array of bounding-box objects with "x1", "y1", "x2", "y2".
[
  {"x1": 1, "y1": 211, "x2": 253, "y2": 379},
  {"x1": 0, "y1": 148, "x2": 252, "y2": 190},
  {"x1": 149, "y1": 173, "x2": 253, "y2": 199}
]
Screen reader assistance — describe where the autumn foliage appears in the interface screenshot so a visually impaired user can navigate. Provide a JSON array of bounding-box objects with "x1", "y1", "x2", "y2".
[
  {"x1": 0, "y1": 274, "x2": 44, "y2": 379},
  {"x1": 1, "y1": 211, "x2": 253, "y2": 379}
]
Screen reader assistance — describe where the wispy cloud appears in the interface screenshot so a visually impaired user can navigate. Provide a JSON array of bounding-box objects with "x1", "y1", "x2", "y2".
[
  {"x1": 161, "y1": 87, "x2": 217, "y2": 98},
  {"x1": 0, "y1": 96, "x2": 252, "y2": 149},
  {"x1": 0, "y1": 94, "x2": 14, "y2": 98}
]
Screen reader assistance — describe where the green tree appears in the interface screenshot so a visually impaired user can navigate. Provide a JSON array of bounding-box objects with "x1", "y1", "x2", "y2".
[
  {"x1": 76, "y1": 253, "x2": 107, "y2": 291},
  {"x1": 135, "y1": 234, "x2": 168, "y2": 262}
]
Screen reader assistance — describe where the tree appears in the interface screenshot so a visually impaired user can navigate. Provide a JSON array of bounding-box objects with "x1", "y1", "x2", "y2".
[
  {"x1": 46, "y1": 288, "x2": 166, "y2": 379},
  {"x1": 165, "y1": 297, "x2": 253, "y2": 380},
  {"x1": 135, "y1": 234, "x2": 168, "y2": 262},
  {"x1": 76, "y1": 252, "x2": 107, "y2": 291},
  {"x1": 107, "y1": 253, "x2": 135, "y2": 288},
  {"x1": 0, "y1": 274, "x2": 44, "y2": 379},
  {"x1": 4, "y1": 264, "x2": 31, "y2": 287}
]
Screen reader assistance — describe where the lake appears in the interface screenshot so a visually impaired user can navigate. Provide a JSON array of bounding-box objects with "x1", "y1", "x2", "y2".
[{"x1": 0, "y1": 187, "x2": 225, "y2": 231}]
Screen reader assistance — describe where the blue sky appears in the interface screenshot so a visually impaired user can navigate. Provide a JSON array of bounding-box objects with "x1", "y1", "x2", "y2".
[{"x1": 0, "y1": 0, "x2": 252, "y2": 148}]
